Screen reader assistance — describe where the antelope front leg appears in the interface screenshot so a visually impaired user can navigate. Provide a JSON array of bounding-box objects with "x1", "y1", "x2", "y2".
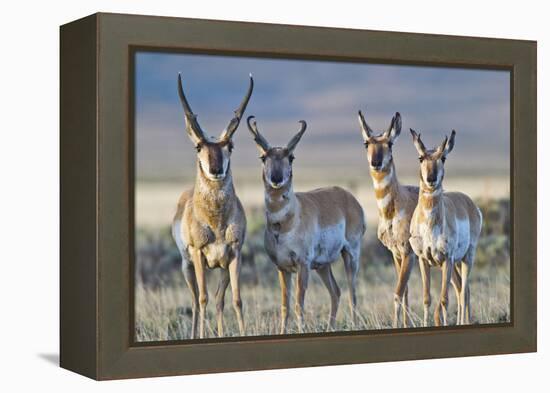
[
  {"x1": 395, "y1": 253, "x2": 414, "y2": 328},
  {"x1": 418, "y1": 258, "x2": 431, "y2": 327},
  {"x1": 229, "y1": 252, "x2": 245, "y2": 336},
  {"x1": 391, "y1": 256, "x2": 402, "y2": 328},
  {"x1": 435, "y1": 259, "x2": 452, "y2": 327},
  {"x1": 215, "y1": 268, "x2": 230, "y2": 337},
  {"x1": 295, "y1": 263, "x2": 310, "y2": 333},
  {"x1": 278, "y1": 269, "x2": 292, "y2": 334},
  {"x1": 192, "y1": 248, "x2": 208, "y2": 339}
]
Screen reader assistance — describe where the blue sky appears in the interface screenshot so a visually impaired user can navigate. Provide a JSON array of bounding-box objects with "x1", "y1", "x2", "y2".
[{"x1": 135, "y1": 51, "x2": 510, "y2": 180}]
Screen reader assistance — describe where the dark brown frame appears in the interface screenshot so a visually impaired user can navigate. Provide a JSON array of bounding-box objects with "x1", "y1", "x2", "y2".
[{"x1": 60, "y1": 12, "x2": 537, "y2": 380}]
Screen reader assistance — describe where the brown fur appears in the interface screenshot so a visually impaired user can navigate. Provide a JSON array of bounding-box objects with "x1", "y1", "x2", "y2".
[
  {"x1": 409, "y1": 129, "x2": 482, "y2": 326},
  {"x1": 172, "y1": 73, "x2": 252, "y2": 339},
  {"x1": 248, "y1": 117, "x2": 365, "y2": 333},
  {"x1": 263, "y1": 183, "x2": 365, "y2": 333},
  {"x1": 172, "y1": 162, "x2": 247, "y2": 339},
  {"x1": 359, "y1": 111, "x2": 419, "y2": 328}
]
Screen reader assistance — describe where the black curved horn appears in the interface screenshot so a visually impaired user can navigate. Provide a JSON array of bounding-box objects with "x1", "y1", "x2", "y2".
[
  {"x1": 222, "y1": 74, "x2": 254, "y2": 140},
  {"x1": 246, "y1": 115, "x2": 270, "y2": 152},
  {"x1": 177, "y1": 73, "x2": 207, "y2": 142}
]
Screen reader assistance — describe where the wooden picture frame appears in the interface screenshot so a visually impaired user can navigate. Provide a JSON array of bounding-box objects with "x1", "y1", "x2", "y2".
[{"x1": 60, "y1": 12, "x2": 537, "y2": 380}]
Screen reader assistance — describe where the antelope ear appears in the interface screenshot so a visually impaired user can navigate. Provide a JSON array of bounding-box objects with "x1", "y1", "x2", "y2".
[
  {"x1": 443, "y1": 130, "x2": 456, "y2": 157},
  {"x1": 387, "y1": 112, "x2": 402, "y2": 141},
  {"x1": 287, "y1": 120, "x2": 307, "y2": 153},
  {"x1": 410, "y1": 128, "x2": 427, "y2": 157},
  {"x1": 358, "y1": 110, "x2": 374, "y2": 143}
]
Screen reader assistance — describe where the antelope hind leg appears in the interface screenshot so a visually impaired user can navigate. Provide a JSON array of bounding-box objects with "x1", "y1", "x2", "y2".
[
  {"x1": 182, "y1": 261, "x2": 199, "y2": 339},
  {"x1": 451, "y1": 263, "x2": 462, "y2": 325},
  {"x1": 341, "y1": 248, "x2": 359, "y2": 326},
  {"x1": 460, "y1": 259, "x2": 472, "y2": 325},
  {"x1": 316, "y1": 264, "x2": 341, "y2": 331}
]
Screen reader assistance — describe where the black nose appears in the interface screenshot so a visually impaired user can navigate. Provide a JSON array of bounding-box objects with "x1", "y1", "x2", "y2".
[
  {"x1": 427, "y1": 174, "x2": 437, "y2": 184},
  {"x1": 371, "y1": 160, "x2": 382, "y2": 170},
  {"x1": 271, "y1": 172, "x2": 283, "y2": 184},
  {"x1": 211, "y1": 166, "x2": 223, "y2": 175}
]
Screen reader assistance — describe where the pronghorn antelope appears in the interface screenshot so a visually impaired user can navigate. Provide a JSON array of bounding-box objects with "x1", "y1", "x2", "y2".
[
  {"x1": 247, "y1": 116, "x2": 366, "y2": 333},
  {"x1": 358, "y1": 110, "x2": 419, "y2": 328},
  {"x1": 409, "y1": 129, "x2": 482, "y2": 326},
  {"x1": 171, "y1": 73, "x2": 253, "y2": 339}
]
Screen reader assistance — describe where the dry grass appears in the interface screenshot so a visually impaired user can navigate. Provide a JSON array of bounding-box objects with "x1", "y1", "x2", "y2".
[
  {"x1": 135, "y1": 258, "x2": 509, "y2": 341},
  {"x1": 134, "y1": 197, "x2": 510, "y2": 341}
]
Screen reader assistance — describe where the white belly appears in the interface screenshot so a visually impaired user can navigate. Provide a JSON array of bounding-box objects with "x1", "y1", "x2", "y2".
[
  {"x1": 270, "y1": 220, "x2": 347, "y2": 271},
  {"x1": 312, "y1": 221, "x2": 347, "y2": 264}
]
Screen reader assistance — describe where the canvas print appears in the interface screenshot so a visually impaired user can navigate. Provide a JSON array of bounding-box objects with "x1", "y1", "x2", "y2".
[{"x1": 134, "y1": 52, "x2": 510, "y2": 341}]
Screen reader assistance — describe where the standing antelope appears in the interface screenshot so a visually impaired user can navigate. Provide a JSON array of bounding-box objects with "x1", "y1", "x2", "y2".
[
  {"x1": 357, "y1": 110, "x2": 419, "y2": 328},
  {"x1": 247, "y1": 116, "x2": 365, "y2": 334},
  {"x1": 172, "y1": 73, "x2": 253, "y2": 339},
  {"x1": 409, "y1": 129, "x2": 482, "y2": 326}
]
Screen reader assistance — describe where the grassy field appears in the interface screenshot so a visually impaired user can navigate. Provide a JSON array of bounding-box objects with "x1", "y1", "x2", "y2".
[{"x1": 134, "y1": 190, "x2": 510, "y2": 341}]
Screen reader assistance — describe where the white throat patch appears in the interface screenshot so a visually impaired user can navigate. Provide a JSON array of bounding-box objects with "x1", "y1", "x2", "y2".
[{"x1": 374, "y1": 166, "x2": 394, "y2": 190}]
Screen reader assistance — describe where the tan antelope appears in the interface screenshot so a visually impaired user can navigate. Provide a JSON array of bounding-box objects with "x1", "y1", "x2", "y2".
[
  {"x1": 358, "y1": 110, "x2": 419, "y2": 328},
  {"x1": 247, "y1": 116, "x2": 366, "y2": 334},
  {"x1": 171, "y1": 73, "x2": 253, "y2": 339},
  {"x1": 409, "y1": 129, "x2": 482, "y2": 326}
]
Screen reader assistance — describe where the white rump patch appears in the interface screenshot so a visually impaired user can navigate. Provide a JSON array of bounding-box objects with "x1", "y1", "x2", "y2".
[
  {"x1": 454, "y1": 217, "x2": 471, "y2": 258},
  {"x1": 172, "y1": 219, "x2": 185, "y2": 253}
]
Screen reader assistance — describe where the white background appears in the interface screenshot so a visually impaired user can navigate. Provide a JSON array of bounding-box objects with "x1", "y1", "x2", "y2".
[{"x1": 0, "y1": 0, "x2": 546, "y2": 391}]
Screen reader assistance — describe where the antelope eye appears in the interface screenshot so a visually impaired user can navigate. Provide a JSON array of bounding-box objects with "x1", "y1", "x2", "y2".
[
  {"x1": 227, "y1": 142, "x2": 234, "y2": 152},
  {"x1": 289, "y1": 154, "x2": 295, "y2": 163},
  {"x1": 363, "y1": 142, "x2": 369, "y2": 148},
  {"x1": 441, "y1": 156, "x2": 446, "y2": 163},
  {"x1": 260, "y1": 155, "x2": 266, "y2": 163},
  {"x1": 195, "y1": 144, "x2": 202, "y2": 152},
  {"x1": 418, "y1": 156, "x2": 424, "y2": 163},
  {"x1": 388, "y1": 142, "x2": 393, "y2": 149}
]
